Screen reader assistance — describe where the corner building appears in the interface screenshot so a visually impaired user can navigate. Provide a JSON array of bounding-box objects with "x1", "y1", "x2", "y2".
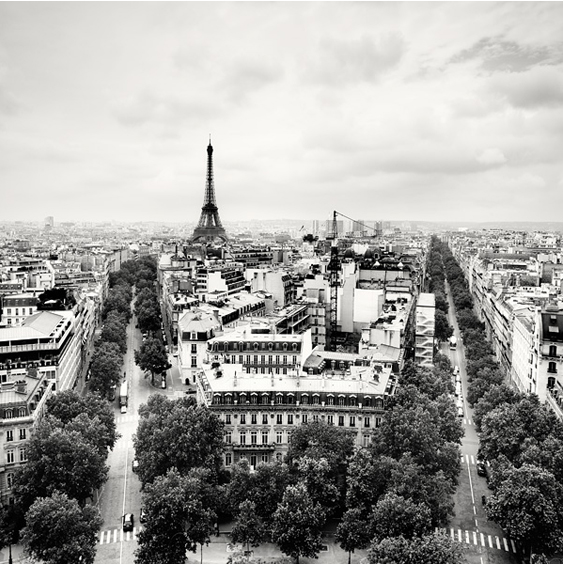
[{"x1": 195, "y1": 334, "x2": 393, "y2": 469}]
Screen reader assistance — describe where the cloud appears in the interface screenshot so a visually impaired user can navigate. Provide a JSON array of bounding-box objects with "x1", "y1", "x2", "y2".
[
  {"x1": 476, "y1": 148, "x2": 506, "y2": 166},
  {"x1": 488, "y1": 66, "x2": 562, "y2": 109},
  {"x1": 451, "y1": 36, "x2": 562, "y2": 73},
  {"x1": 220, "y1": 60, "x2": 282, "y2": 104},
  {"x1": 110, "y1": 91, "x2": 219, "y2": 128},
  {"x1": 305, "y1": 33, "x2": 405, "y2": 85}
]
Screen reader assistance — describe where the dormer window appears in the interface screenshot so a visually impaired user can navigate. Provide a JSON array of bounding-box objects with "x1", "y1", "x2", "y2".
[{"x1": 191, "y1": 332, "x2": 197, "y2": 341}]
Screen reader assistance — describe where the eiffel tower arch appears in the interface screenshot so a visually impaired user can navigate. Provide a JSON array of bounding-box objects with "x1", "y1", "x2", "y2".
[{"x1": 191, "y1": 139, "x2": 228, "y2": 244}]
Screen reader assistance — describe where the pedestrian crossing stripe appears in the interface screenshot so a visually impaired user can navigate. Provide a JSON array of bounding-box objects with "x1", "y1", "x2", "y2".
[
  {"x1": 460, "y1": 454, "x2": 491, "y2": 466},
  {"x1": 116, "y1": 414, "x2": 139, "y2": 423},
  {"x1": 99, "y1": 527, "x2": 143, "y2": 544},
  {"x1": 435, "y1": 528, "x2": 515, "y2": 552}
]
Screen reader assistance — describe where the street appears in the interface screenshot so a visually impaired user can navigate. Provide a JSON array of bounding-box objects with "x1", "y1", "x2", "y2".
[{"x1": 443, "y1": 283, "x2": 519, "y2": 564}]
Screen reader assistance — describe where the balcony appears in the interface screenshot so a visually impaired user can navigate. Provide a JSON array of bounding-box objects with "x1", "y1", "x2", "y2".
[{"x1": 231, "y1": 442, "x2": 276, "y2": 451}]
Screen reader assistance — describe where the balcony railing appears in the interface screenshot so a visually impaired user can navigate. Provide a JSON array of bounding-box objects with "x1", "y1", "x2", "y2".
[{"x1": 231, "y1": 443, "x2": 276, "y2": 451}]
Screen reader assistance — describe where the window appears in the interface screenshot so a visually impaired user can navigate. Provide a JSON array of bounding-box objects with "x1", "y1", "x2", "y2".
[
  {"x1": 250, "y1": 455, "x2": 257, "y2": 468},
  {"x1": 225, "y1": 453, "x2": 232, "y2": 467},
  {"x1": 253, "y1": 355, "x2": 258, "y2": 365},
  {"x1": 240, "y1": 414, "x2": 246, "y2": 424},
  {"x1": 239, "y1": 432, "x2": 246, "y2": 445},
  {"x1": 364, "y1": 417, "x2": 370, "y2": 428},
  {"x1": 191, "y1": 356, "x2": 197, "y2": 368},
  {"x1": 261, "y1": 431, "x2": 269, "y2": 444},
  {"x1": 261, "y1": 454, "x2": 269, "y2": 464},
  {"x1": 251, "y1": 395, "x2": 258, "y2": 405},
  {"x1": 276, "y1": 395, "x2": 283, "y2": 405},
  {"x1": 282, "y1": 355, "x2": 287, "y2": 365},
  {"x1": 251, "y1": 414, "x2": 257, "y2": 424},
  {"x1": 6, "y1": 473, "x2": 13, "y2": 488},
  {"x1": 276, "y1": 414, "x2": 283, "y2": 425},
  {"x1": 303, "y1": 414, "x2": 308, "y2": 423},
  {"x1": 245, "y1": 355, "x2": 251, "y2": 364},
  {"x1": 338, "y1": 416, "x2": 344, "y2": 427},
  {"x1": 292, "y1": 355, "x2": 297, "y2": 365},
  {"x1": 225, "y1": 432, "x2": 232, "y2": 444},
  {"x1": 239, "y1": 355, "x2": 244, "y2": 364},
  {"x1": 6, "y1": 431, "x2": 13, "y2": 442},
  {"x1": 287, "y1": 414, "x2": 293, "y2": 425},
  {"x1": 275, "y1": 355, "x2": 280, "y2": 365},
  {"x1": 363, "y1": 435, "x2": 370, "y2": 447},
  {"x1": 276, "y1": 452, "x2": 282, "y2": 462},
  {"x1": 268, "y1": 355, "x2": 273, "y2": 365},
  {"x1": 375, "y1": 417, "x2": 382, "y2": 428},
  {"x1": 312, "y1": 415, "x2": 319, "y2": 422},
  {"x1": 276, "y1": 431, "x2": 283, "y2": 444},
  {"x1": 338, "y1": 396, "x2": 345, "y2": 406},
  {"x1": 18, "y1": 408, "x2": 25, "y2": 417},
  {"x1": 19, "y1": 429, "x2": 26, "y2": 440},
  {"x1": 225, "y1": 395, "x2": 233, "y2": 405},
  {"x1": 312, "y1": 395, "x2": 320, "y2": 405},
  {"x1": 225, "y1": 414, "x2": 231, "y2": 424},
  {"x1": 5, "y1": 410, "x2": 12, "y2": 419},
  {"x1": 327, "y1": 395, "x2": 334, "y2": 406},
  {"x1": 191, "y1": 344, "x2": 197, "y2": 353},
  {"x1": 6, "y1": 451, "x2": 15, "y2": 464},
  {"x1": 549, "y1": 345, "x2": 557, "y2": 357},
  {"x1": 251, "y1": 431, "x2": 257, "y2": 445},
  {"x1": 327, "y1": 415, "x2": 334, "y2": 425},
  {"x1": 262, "y1": 414, "x2": 268, "y2": 424},
  {"x1": 349, "y1": 417, "x2": 356, "y2": 427},
  {"x1": 548, "y1": 362, "x2": 557, "y2": 373}
]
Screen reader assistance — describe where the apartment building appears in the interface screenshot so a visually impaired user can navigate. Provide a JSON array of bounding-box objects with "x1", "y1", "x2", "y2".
[{"x1": 415, "y1": 292, "x2": 435, "y2": 368}]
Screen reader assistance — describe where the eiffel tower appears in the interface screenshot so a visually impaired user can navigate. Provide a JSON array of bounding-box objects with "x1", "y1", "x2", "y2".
[{"x1": 191, "y1": 138, "x2": 228, "y2": 244}]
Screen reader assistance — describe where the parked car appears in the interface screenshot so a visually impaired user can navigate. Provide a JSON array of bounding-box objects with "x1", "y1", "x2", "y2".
[
  {"x1": 123, "y1": 513, "x2": 134, "y2": 532},
  {"x1": 454, "y1": 366, "x2": 459, "y2": 376},
  {"x1": 477, "y1": 461, "x2": 487, "y2": 476},
  {"x1": 120, "y1": 405, "x2": 127, "y2": 414},
  {"x1": 457, "y1": 406, "x2": 464, "y2": 418},
  {"x1": 139, "y1": 507, "x2": 147, "y2": 523},
  {"x1": 132, "y1": 459, "x2": 139, "y2": 472}
]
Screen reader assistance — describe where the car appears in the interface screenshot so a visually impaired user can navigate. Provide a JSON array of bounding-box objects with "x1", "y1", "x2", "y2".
[
  {"x1": 139, "y1": 507, "x2": 147, "y2": 523},
  {"x1": 477, "y1": 461, "x2": 487, "y2": 476},
  {"x1": 132, "y1": 459, "x2": 139, "y2": 472},
  {"x1": 457, "y1": 406, "x2": 464, "y2": 418},
  {"x1": 453, "y1": 366, "x2": 459, "y2": 376},
  {"x1": 120, "y1": 405, "x2": 127, "y2": 414},
  {"x1": 123, "y1": 513, "x2": 134, "y2": 532}
]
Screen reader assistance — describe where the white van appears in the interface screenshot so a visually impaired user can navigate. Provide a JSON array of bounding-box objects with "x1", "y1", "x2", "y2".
[{"x1": 455, "y1": 382, "x2": 462, "y2": 397}]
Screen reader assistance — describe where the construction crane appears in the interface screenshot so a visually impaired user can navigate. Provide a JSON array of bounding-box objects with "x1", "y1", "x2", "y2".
[
  {"x1": 325, "y1": 211, "x2": 380, "y2": 351},
  {"x1": 326, "y1": 211, "x2": 340, "y2": 352}
]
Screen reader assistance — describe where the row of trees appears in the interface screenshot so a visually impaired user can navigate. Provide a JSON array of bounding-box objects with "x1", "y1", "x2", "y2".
[
  {"x1": 3, "y1": 391, "x2": 119, "y2": 564},
  {"x1": 426, "y1": 241, "x2": 454, "y2": 342},
  {"x1": 432, "y1": 237, "x2": 563, "y2": 562},
  {"x1": 131, "y1": 357, "x2": 466, "y2": 564}
]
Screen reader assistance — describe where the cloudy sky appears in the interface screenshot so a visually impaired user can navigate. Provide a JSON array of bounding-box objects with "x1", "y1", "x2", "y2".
[{"x1": 0, "y1": 2, "x2": 561, "y2": 225}]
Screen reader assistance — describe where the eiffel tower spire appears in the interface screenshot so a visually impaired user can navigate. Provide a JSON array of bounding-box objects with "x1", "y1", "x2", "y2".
[{"x1": 191, "y1": 138, "x2": 228, "y2": 243}]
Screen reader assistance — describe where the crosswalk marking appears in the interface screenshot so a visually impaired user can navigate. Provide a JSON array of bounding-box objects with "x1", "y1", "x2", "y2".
[
  {"x1": 99, "y1": 527, "x2": 143, "y2": 544},
  {"x1": 116, "y1": 414, "x2": 139, "y2": 424},
  {"x1": 437, "y1": 528, "x2": 515, "y2": 553}
]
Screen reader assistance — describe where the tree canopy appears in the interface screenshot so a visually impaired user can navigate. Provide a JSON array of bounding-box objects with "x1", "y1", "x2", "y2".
[
  {"x1": 21, "y1": 491, "x2": 102, "y2": 564},
  {"x1": 134, "y1": 395, "x2": 224, "y2": 485}
]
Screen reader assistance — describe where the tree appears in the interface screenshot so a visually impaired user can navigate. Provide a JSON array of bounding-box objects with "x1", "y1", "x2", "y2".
[
  {"x1": 100, "y1": 310, "x2": 128, "y2": 354},
  {"x1": 472, "y1": 384, "x2": 523, "y2": 431},
  {"x1": 479, "y1": 396, "x2": 561, "y2": 466},
  {"x1": 486, "y1": 464, "x2": 563, "y2": 561},
  {"x1": 296, "y1": 456, "x2": 339, "y2": 516},
  {"x1": 88, "y1": 341, "x2": 123, "y2": 399},
  {"x1": 13, "y1": 418, "x2": 108, "y2": 512},
  {"x1": 367, "y1": 532, "x2": 463, "y2": 564},
  {"x1": 272, "y1": 482, "x2": 326, "y2": 564},
  {"x1": 370, "y1": 492, "x2": 432, "y2": 541},
  {"x1": 46, "y1": 390, "x2": 119, "y2": 453},
  {"x1": 225, "y1": 459, "x2": 253, "y2": 516},
  {"x1": 136, "y1": 468, "x2": 215, "y2": 564},
  {"x1": 336, "y1": 508, "x2": 372, "y2": 564},
  {"x1": 248, "y1": 461, "x2": 291, "y2": 527},
  {"x1": 21, "y1": 491, "x2": 102, "y2": 564},
  {"x1": 230, "y1": 501, "x2": 266, "y2": 555},
  {"x1": 434, "y1": 310, "x2": 453, "y2": 342},
  {"x1": 134, "y1": 395, "x2": 224, "y2": 485},
  {"x1": 134, "y1": 336, "x2": 171, "y2": 385}
]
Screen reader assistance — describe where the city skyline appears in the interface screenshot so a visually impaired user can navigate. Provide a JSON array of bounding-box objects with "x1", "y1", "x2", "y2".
[{"x1": 0, "y1": 2, "x2": 562, "y2": 225}]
